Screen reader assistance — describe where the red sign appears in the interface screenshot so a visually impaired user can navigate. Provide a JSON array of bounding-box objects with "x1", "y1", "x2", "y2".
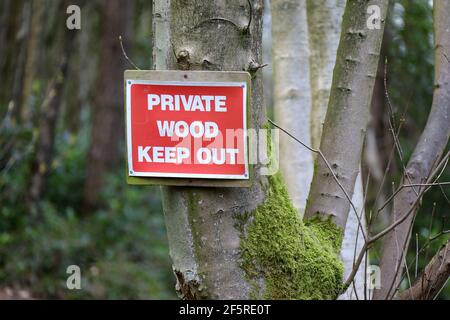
[{"x1": 126, "y1": 79, "x2": 248, "y2": 180}]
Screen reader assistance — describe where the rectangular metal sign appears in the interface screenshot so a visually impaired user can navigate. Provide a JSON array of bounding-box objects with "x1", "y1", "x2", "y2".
[{"x1": 124, "y1": 70, "x2": 252, "y2": 187}]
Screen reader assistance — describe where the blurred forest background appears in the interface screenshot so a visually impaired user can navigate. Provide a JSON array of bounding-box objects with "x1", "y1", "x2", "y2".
[{"x1": 0, "y1": 0, "x2": 448, "y2": 299}]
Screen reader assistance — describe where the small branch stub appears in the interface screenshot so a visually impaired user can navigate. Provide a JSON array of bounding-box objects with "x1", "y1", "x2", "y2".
[
  {"x1": 247, "y1": 59, "x2": 267, "y2": 77},
  {"x1": 176, "y1": 50, "x2": 191, "y2": 70}
]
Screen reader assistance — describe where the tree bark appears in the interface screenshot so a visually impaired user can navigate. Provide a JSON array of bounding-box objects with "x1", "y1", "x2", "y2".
[
  {"x1": 0, "y1": 0, "x2": 17, "y2": 112},
  {"x1": 0, "y1": 0, "x2": 11, "y2": 75},
  {"x1": 305, "y1": 0, "x2": 388, "y2": 230},
  {"x1": 29, "y1": 27, "x2": 74, "y2": 205},
  {"x1": 398, "y1": 241, "x2": 449, "y2": 300},
  {"x1": 307, "y1": 0, "x2": 345, "y2": 151},
  {"x1": 73, "y1": 1, "x2": 99, "y2": 135},
  {"x1": 155, "y1": 0, "x2": 266, "y2": 299},
  {"x1": 305, "y1": 0, "x2": 368, "y2": 300},
  {"x1": 155, "y1": 0, "x2": 354, "y2": 301},
  {"x1": 8, "y1": 1, "x2": 32, "y2": 121},
  {"x1": 374, "y1": 0, "x2": 450, "y2": 300},
  {"x1": 271, "y1": 0, "x2": 313, "y2": 216},
  {"x1": 20, "y1": 0, "x2": 44, "y2": 123},
  {"x1": 83, "y1": 0, "x2": 130, "y2": 211}
]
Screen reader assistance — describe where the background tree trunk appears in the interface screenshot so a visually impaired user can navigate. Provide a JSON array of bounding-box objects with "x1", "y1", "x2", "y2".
[
  {"x1": 83, "y1": 0, "x2": 130, "y2": 211},
  {"x1": 29, "y1": 22, "x2": 75, "y2": 206},
  {"x1": 0, "y1": 0, "x2": 12, "y2": 76},
  {"x1": 20, "y1": 0, "x2": 44, "y2": 123},
  {"x1": 8, "y1": 1, "x2": 32, "y2": 121},
  {"x1": 271, "y1": 0, "x2": 313, "y2": 216},
  {"x1": 374, "y1": 0, "x2": 450, "y2": 300}
]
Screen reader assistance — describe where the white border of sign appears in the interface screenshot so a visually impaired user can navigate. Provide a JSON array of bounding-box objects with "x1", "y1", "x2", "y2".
[{"x1": 126, "y1": 80, "x2": 249, "y2": 180}]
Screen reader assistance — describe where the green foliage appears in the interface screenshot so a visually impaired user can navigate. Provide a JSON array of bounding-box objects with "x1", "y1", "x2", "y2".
[
  {"x1": 240, "y1": 174, "x2": 344, "y2": 300},
  {"x1": 0, "y1": 126, "x2": 175, "y2": 299}
]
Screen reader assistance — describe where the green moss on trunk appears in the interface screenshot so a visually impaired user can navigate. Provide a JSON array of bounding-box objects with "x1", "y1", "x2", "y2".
[{"x1": 240, "y1": 174, "x2": 344, "y2": 299}]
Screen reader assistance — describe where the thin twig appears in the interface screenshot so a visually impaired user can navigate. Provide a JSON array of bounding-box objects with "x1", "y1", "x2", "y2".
[
  {"x1": 378, "y1": 152, "x2": 450, "y2": 213},
  {"x1": 344, "y1": 176, "x2": 445, "y2": 289},
  {"x1": 439, "y1": 184, "x2": 450, "y2": 206},
  {"x1": 384, "y1": 151, "x2": 450, "y2": 299},
  {"x1": 267, "y1": 119, "x2": 367, "y2": 241},
  {"x1": 353, "y1": 173, "x2": 370, "y2": 274},
  {"x1": 364, "y1": 247, "x2": 368, "y2": 300},
  {"x1": 415, "y1": 233, "x2": 419, "y2": 278},
  {"x1": 384, "y1": 57, "x2": 419, "y2": 197},
  {"x1": 119, "y1": 35, "x2": 141, "y2": 70},
  {"x1": 369, "y1": 95, "x2": 410, "y2": 228},
  {"x1": 399, "y1": 227, "x2": 449, "y2": 292},
  {"x1": 345, "y1": 148, "x2": 450, "y2": 290},
  {"x1": 403, "y1": 252, "x2": 413, "y2": 299}
]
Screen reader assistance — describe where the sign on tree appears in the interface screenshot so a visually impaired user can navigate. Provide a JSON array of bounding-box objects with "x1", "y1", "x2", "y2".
[{"x1": 124, "y1": 71, "x2": 251, "y2": 187}]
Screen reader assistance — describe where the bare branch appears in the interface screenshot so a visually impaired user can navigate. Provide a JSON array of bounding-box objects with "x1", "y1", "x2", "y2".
[
  {"x1": 268, "y1": 119, "x2": 367, "y2": 241},
  {"x1": 384, "y1": 58, "x2": 419, "y2": 197},
  {"x1": 344, "y1": 175, "x2": 446, "y2": 290},
  {"x1": 373, "y1": 0, "x2": 450, "y2": 299},
  {"x1": 119, "y1": 35, "x2": 141, "y2": 70},
  {"x1": 398, "y1": 241, "x2": 450, "y2": 300}
]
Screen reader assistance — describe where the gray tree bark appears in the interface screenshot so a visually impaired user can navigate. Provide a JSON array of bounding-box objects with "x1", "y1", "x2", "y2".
[
  {"x1": 307, "y1": 0, "x2": 345, "y2": 151},
  {"x1": 305, "y1": 0, "x2": 388, "y2": 231},
  {"x1": 154, "y1": 0, "x2": 266, "y2": 299},
  {"x1": 272, "y1": 0, "x2": 313, "y2": 216},
  {"x1": 305, "y1": 0, "x2": 367, "y2": 300},
  {"x1": 374, "y1": 0, "x2": 450, "y2": 300}
]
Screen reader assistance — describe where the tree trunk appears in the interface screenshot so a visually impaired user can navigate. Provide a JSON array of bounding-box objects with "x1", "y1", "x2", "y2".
[
  {"x1": 374, "y1": 0, "x2": 450, "y2": 300},
  {"x1": 0, "y1": 0, "x2": 16, "y2": 111},
  {"x1": 271, "y1": 0, "x2": 313, "y2": 216},
  {"x1": 74, "y1": 1, "x2": 99, "y2": 135},
  {"x1": 8, "y1": 1, "x2": 32, "y2": 121},
  {"x1": 20, "y1": 0, "x2": 44, "y2": 123},
  {"x1": 29, "y1": 26, "x2": 74, "y2": 206},
  {"x1": 155, "y1": 0, "x2": 345, "y2": 300},
  {"x1": 307, "y1": 0, "x2": 345, "y2": 151},
  {"x1": 0, "y1": 0, "x2": 11, "y2": 75},
  {"x1": 83, "y1": 0, "x2": 130, "y2": 211},
  {"x1": 155, "y1": 0, "x2": 266, "y2": 300},
  {"x1": 305, "y1": 0, "x2": 388, "y2": 230},
  {"x1": 305, "y1": 0, "x2": 368, "y2": 300}
]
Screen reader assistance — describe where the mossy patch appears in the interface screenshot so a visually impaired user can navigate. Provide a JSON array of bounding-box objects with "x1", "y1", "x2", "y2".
[{"x1": 239, "y1": 173, "x2": 344, "y2": 299}]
